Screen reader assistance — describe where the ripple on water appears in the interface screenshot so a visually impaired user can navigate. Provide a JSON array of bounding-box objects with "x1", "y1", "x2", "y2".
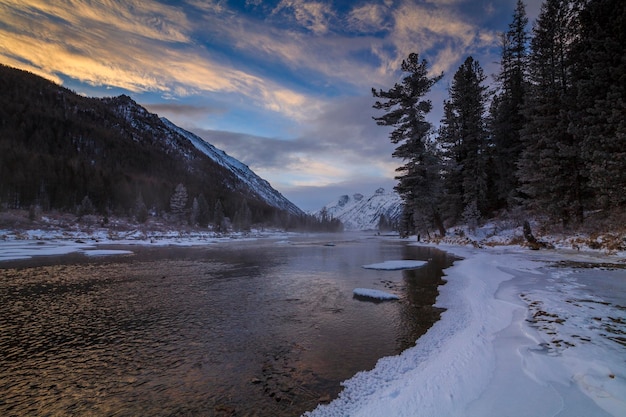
[{"x1": 0, "y1": 239, "x2": 453, "y2": 416}]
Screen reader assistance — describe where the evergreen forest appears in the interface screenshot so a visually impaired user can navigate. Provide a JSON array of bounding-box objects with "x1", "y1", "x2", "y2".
[{"x1": 374, "y1": 0, "x2": 625, "y2": 235}]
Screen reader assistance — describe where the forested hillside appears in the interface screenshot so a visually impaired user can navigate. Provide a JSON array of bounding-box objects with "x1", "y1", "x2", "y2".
[
  {"x1": 374, "y1": 0, "x2": 625, "y2": 235},
  {"x1": 0, "y1": 64, "x2": 304, "y2": 228}
]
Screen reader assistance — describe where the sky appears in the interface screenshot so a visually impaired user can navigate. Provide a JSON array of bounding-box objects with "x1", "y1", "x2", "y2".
[{"x1": 0, "y1": 0, "x2": 542, "y2": 212}]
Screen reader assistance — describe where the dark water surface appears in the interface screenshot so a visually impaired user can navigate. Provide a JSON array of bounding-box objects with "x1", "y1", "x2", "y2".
[{"x1": 0, "y1": 234, "x2": 454, "y2": 416}]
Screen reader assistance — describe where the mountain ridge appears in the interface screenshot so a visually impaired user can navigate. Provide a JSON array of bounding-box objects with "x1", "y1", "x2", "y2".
[
  {"x1": 314, "y1": 188, "x2": 402, "y2": 231},
  {"x1": 161, "y1": 118, "x2": 302, "y2": 216},
  {"x1": 0, "y1": 64, "x2": 304, "y2": 225}
]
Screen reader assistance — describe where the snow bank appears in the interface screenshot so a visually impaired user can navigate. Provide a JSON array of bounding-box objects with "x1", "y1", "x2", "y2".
[
  {"x1": 305, "y1": 245, "x2": 626, "y2": 417},
  {"x1": 353, "y1": 288, "x2": 399, "y2": 300},
  {"x1": 362, "y1": 260, "x2": 427, "y2": 270},
  {"x1": 0, "y1": 240, "x2": 96, "y2": 261},
  {"x1": 0, "y1": 228, "x2": 289, "y2": 262}
]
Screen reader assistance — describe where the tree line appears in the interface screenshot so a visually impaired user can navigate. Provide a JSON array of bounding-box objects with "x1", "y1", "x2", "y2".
[{"x1": 374, "y1": 0, "x2": 624, "y2": 236}]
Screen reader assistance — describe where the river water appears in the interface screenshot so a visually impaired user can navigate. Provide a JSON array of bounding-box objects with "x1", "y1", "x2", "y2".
[{"x1": 0, "y1": 233, "x2": 454, "y2": 416}]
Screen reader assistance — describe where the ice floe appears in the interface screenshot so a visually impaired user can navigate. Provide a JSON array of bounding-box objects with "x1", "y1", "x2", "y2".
[
  {"x1": 362, "y1": 260, "x2": 427, "y2": 270},
  {"x1": 353, "y1": 288, "x2": 399, "y2": 300}
]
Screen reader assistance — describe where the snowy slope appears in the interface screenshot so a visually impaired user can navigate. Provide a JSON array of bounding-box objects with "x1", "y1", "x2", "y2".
[
  {"x1": 161, "y1": 118, "x2": 303, "y2": 216},
  {"x1": 315, "y1": 188, "x2": 402, "y2": 230}
]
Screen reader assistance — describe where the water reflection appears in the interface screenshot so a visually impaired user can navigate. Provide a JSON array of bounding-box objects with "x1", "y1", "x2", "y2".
[{"x1": 0, "y1": 235, "x2": 454, "y2": 416}]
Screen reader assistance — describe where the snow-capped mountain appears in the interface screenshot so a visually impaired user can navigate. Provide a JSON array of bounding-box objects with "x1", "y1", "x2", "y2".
[
  {"x1": 161, "y1": 118, "x2": 303, "y2": 216},
  {"x1": 315, "y1": 188, "x2": 403, "y2": 231}
]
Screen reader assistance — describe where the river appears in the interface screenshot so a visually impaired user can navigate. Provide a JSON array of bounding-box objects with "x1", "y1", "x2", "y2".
[{"x1": 0, "y1": 233, "x2": 455, "y2": 416}]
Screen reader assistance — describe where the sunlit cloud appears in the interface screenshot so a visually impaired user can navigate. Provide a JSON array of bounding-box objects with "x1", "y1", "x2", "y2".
[
  {"x1": 0, "y1": 0, "x2": 324, "y2": 121},
  {"x1": 1, "y1": 0, "x2": 191, "y2": 43}
]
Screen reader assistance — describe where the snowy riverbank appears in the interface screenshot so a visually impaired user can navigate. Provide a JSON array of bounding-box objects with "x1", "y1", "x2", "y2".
[
  {"x1": 1, "y1": 223, "x2": 624, "y2": 416},
  {"x1": 0, "y1": 226, "x2": 291, "y2": 262},
  {"x1": 304, "y1": 243, "x2": 626, "y2": 417}
]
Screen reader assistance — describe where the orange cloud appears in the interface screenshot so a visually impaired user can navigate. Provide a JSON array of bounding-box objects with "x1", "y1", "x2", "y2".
[{"x1": 0, "y1": 0, "x2": 320, "y2": 121}]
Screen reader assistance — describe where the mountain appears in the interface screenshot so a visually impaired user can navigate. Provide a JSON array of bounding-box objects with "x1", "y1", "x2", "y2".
[
  {"x1": 315, "y1": 188, "x2": 403, "y2": 231},
  {"x1": 161, "y1": 119, "x2": 302, "y2": 216},
  {"x1": 0, "y1": 64, "x2": 303, "y2": 223}
]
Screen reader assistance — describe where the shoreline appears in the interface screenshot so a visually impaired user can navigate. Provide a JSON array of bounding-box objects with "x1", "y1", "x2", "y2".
[{"x1": 304, "y1": 243, "x2": 626, "y2": 417}]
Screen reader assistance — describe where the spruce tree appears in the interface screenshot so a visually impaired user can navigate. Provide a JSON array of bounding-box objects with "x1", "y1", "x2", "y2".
[
  {"x1": 190, "y1": 197, "x2": 200, "y2": 226},
  {"x1": 439, "y1": 56, "x2": 491, "y2": 222},
  {"x1": 372, "y1": 53, "x2": 445, "y2": 235},
  {"x1": 233, "y1": 199, "x2": 252, "y2": 231},
  {"x1": 170, "y1": 183, "x2": 188, "y2": 218},
  {"x1": 438, "y1": 100, "x2": 464, "y2": 224},
  {"x1": 196, "y1": 193, "x2": 211, "y2": 227},
  {"x1": 134, "y1": 193, "x2": 148, "y2": 223},
  {"x1": 518, "y1": 0, "x2": 585, "y2": 225},
  {"x1": 213, "y1": 199, "x2": 225, "y2": 232},
  {"x1": 569, "y1": 0, "x2": 626, "y2": 209},
  {"x1": 490, "y1": 0, "x2": 529, "y2": 207}
]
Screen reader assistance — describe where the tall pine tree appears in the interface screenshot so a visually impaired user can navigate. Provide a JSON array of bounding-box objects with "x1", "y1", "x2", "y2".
[
  {"x1": 490, "y1": 0, "x2": 529, "y2": 208},
  {"x1": 372, "y1": 53, "x2": 445, "y2": 236},
  {"x1": 568, "y1": 0, "x2": 626, "y2": 210},
  {"x1": 518, "y1": 0, "x2": 585, "y2": 225},
  {"x1": 439, "y1": 56, "x2": 491, "y2": 223}
]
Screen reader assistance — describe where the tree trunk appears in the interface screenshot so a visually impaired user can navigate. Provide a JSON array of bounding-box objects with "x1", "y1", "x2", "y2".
[{"x1": 433, "y1": 210, "x2": 446, "y2": 237}]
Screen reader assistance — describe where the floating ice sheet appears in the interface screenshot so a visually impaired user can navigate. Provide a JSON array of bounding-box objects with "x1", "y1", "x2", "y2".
[
  {"x1": 353, "y1": 288, "x2": 399, "y2": 300},
  {"x1": 362, "y1": 260, "x2": 427, "y2": 270},
  {"x1": 83, "y1": 249, "x2": 133, "y2": 257}
]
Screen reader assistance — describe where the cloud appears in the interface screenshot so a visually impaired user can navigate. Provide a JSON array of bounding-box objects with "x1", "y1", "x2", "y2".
[
  {"x1": 0, "y1": 0, "x2": 502, "y2": 123},
  {"x1": 273, "y1": 0, "x2": 335, "y2": 34},
  {"x1": 143, "y1": 103, "x2": 224, "y2": 116},
  {"x1": 347, "y1": 3, "x2": 391, "y2": 33},
  {"x1": 185, "y1": 0, "x2": 228, "y2": 14},
  {"x1": 143, "y1": 102, "x2": 228, "y2": 128},
  {"x1": 387, "y1": 0, "x2": 497, "y2": 75},
  {"x1": 187, "y1": 94, "x2": 399, "y2": 204},
  {"x1": 4, "y1": 0, "x2": 191, "y2": 43},
  {"x1": 0, "y1": 0, "x2": 321, "y2": 121}
]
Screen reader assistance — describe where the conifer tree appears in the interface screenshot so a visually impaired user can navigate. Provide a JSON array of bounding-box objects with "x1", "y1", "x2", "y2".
[
  {"x1": 372, "y1": 53, "x2": 445, "y2": 235},
  {"x1": 568, "y1": 0, "x2": 626, "y2": 209},
  {"x1": 490, "y1": 0, "x2": 529, "y2": 207},
  {"x1": 518, "y1": 0, "x2": 585, "y2": 225},
  {"x1": 438, "y1": 100, "x2": 464, "y2": 223},
  {"x1": 170, "y1": 183, "x2": 188, "y2": 218},
  {"x1": 134, "y1": 193, "x2": 148, "y2": 223},
  {"x1": 439, "y1": 57, "x2": 491, "y2": 221},
  {"x1": 233, "y1": 199, "x2": 252, "y2": 231},
  {"x1": 190, "y1": 197, "x2": 200, "y2": 226},
  {"x1": 213, "y1": 199, "x2": 225, "y2": 232},
  {"x1": 196, "y1": 193, "x2": 211, "y2": 227}
]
